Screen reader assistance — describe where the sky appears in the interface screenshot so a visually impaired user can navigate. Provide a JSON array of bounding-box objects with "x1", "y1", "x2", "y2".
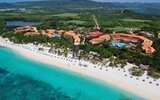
[{"x1": 0, "y1": 0, "x2": 160, "y2": 3}]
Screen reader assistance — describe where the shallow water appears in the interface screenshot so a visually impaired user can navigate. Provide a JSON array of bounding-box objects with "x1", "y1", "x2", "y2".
[
  {"x1": 0, "y1": 47, "x2": 144, "y2": 100},
  {"x1": 0, "y1": 68, "x2": 71, "y2": 100}
]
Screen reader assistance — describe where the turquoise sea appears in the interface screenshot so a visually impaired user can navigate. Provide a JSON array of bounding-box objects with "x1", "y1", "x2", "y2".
[{"x1": 0, "y1": 47, "x2": 144, "y2": 100}]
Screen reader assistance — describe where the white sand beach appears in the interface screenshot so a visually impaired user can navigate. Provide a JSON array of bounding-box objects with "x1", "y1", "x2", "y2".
[{"x1": 0, "y1": 37, "x2": 160, "y2": 100}]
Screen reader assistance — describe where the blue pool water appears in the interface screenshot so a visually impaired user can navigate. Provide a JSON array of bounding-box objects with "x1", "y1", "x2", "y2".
[
  {"x1": 111, "y1": 42, "x2": 126, "y2": 48},
  {"x1": 52, "y1": 34, "x2": 61, "y2": 37},
  {"x1": 0, "y1": 47, "x2": 144, "y2": 100}
]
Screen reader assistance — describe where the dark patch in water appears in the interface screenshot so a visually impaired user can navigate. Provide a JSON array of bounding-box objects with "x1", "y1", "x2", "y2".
[
  {"x1": 120, "y1": 94, "x2": 133, "y2": 100},
  {"x1": 0, "y1": 68, "x2": 72, "y2": 100},
  {"x1": 0, "y1": 68, "x2": 9, "y2": 74}
]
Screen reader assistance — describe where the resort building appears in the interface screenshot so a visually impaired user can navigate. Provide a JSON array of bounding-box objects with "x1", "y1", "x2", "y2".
[
  {"x1": 109, "y1": 33, "x2": 155, "y2": 54},
  {"x1": 15, "y1": 26, "x2": 38, "y2": 33},
  {"x1": 39, "y1": 30, "x2": 51, "y2": 37},
  {"x1": 87, "y1": 31, "x2": 103, "y2": 38},
  {"x1": 57, "y1": 30, "x2": 65, "y2": 34},
  {"x1": 64, "y1": 31, "x2": 81, "y2": 45},
  {"x1": 39, "y1": 30, "x2": 46, "y2": 35},
  {"x1": 25, "y1": 32, "x2": 40, "y2": 36},
  {"x1": 14, "y1": 26, "x2": 155, "y2": 54},
  {"x1": 89, "y1": 34, "x2": 110, "y2": 44},
  {"x1": 15, "y1": 26, "x2": 81, "y2": 45},
  {"x1": 46, "y1": 29, "x2": 56, "y2": 34}
]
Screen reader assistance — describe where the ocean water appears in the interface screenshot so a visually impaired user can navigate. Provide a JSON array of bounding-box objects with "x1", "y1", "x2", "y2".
[
  {"x1": 0, "y1": 68, "x2": 71, "y2": 100},
  {"x1": 0, "y1": 47, "x2": 144, "y2": 100}
]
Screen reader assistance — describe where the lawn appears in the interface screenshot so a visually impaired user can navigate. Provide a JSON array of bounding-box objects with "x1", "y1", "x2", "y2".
[
  {"x1": 67, "y1": 20, "x2": 86, "y2": 24},
  {"x1": 107, "y1": 26, "x2": 140, "y2": 32},
  {"x1": 120, "y1": 18, "x2": 151, "y2": 22},
  {"x1": 53, "y1": 13, "x2": 79, "y2": 17}
]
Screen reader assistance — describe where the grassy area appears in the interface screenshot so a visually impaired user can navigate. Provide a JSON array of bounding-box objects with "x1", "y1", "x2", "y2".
[
  {"x1": 53, "y1": 13, "x2": 79, "y2": 17},
  {"x1": 67, "y1": 20, "x2": 86, "y2": 24},
  {"x1": 120, "y1": 18, "x2": 151, "y2": 22},
  {"x1": 107, "y1": 27, "x2": 140, "y2": 32}
]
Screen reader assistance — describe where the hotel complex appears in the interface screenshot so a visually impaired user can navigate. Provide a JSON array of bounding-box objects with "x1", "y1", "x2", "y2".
[
  {"x1": 15, "y1": 26, "x2": 81, "y2": 45},
  {"x1": 109, "y1": 33, "x2": 155, "y2": 54},
  {"x1": 15, "y1": 26, "x2": 156, "y2": 54}
]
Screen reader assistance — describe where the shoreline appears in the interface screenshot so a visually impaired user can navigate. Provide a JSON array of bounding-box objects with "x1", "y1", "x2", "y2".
[{"x1": 0, "y1": 38, "x2": 160, "y2": 100}]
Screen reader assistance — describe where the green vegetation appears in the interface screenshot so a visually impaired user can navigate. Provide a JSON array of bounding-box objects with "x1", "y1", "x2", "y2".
[
  {"x1": 0, "y1": 21, "x2": 5, "y2": 29},
  {"x1": 129, "y1": 67, "x2": 144, "y2": 77},
  {"x1": 107, "y1": 27, "x2": 139, "y2": 32},
  {"x1": 120, "y1": 18, "x2": 151, "y2": 22},
  {"x1": 53, "y1": 13, "x2": 79, "y2": 17},
  {"x1": 148, "y1": 69, "x2": 160, "y2": 79},
  {"x1": 0, "y1": 0, "x2": 160, "y2": 78}
]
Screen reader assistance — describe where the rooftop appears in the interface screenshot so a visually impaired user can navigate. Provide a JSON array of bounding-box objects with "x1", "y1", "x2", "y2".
[
  {"x1": 109, "y1": 33, "x2": 155, "y2": 54},
  {"x1": 88, "y1": 31, "x2": 103, "y2": 37}
]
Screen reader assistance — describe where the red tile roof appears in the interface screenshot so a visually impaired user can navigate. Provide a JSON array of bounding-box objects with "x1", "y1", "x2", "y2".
[
  {"x1": 88, "y1": 31, "x2": 103, "y2": 37},
  {"x1": 89, "y1": 34, "x2": 110, "y2": 44},
  {"x1": 109, "y1": 33, "x2": 156, "y2": 54}
]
